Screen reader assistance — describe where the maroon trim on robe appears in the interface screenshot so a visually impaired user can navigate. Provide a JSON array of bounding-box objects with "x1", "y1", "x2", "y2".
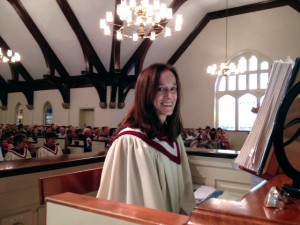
[
  {"x1": 42, "y1": 145, "x2": 59, "y2": 155},
  {"x1": 7, "y1": 148, "x2": 28, "y2": 158},
  {"x1": 116, "y1": 130, "x2": 181, "y2": 164}
]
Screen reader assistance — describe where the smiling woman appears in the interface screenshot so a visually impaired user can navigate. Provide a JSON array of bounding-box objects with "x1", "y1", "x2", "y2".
[{"x1": 97, "y1": 63, "x2": 196, "y2": 215}]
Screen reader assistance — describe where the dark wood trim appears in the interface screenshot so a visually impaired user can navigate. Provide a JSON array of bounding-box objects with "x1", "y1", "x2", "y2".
[
  {"x1": 0, "y1": 152, "x2": 105, "y2": 178},
  {"x1": 8, "y1": 0, "x2": 70, "y2": 78},
  {"x1": 289, "y1": 0, "x2": 300, "y2": 12},
  {"x1": 108, "y1": 0, "x2": 122, "y2": 108},
  {"x1": 57, "y1": 0, "x2": 107, "y2": 75},
  {"x1": 7, "y1": 80, "x2": 34, "y2": 108},
  {"x1": 0, "y1": 75, "x2": 8, "y2": 109},
  {"x1": 110, "y1": 0, "x2": 122, "y2": 72}
]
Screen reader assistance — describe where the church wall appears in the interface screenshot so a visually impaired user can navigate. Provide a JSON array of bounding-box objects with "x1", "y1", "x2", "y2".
[
  {"x1": 0, "y1": 7, "x2": 300, "y2": 130},
  {"x1": 175, "y1": 6, "x2": 300, "y2": 128}
]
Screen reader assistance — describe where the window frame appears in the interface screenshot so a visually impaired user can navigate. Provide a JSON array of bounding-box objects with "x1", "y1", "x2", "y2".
[{"x1": 215, "y1": 50, "x2": 272, "y2": 131}]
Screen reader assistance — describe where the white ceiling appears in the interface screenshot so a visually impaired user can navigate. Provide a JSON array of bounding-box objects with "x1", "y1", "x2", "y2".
[{"x1": 0, "y1": 0, "x2": 273, "y2": 81}]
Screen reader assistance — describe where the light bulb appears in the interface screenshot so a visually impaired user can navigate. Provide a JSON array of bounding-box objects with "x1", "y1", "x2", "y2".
[
  {"x1": 116, "y1": 30, "x2": 123, "y2": 40},
  {"x1": 100, "y1": 19, "x2": 106, "y2": 29},
  {"x1": 164, "y1": 27, "x2": 171, "y2": 37},
  {"x1": 133, "y1": 32, "x2": 138, "y2": 41},
  {"x1": 7, "y1": 50, "x2": 12, "y2": 57},
  {"x1": 106, "y1": 11, "x2": 113, "y2": 23},
  {"x1": 14, "y1": 53, "x2": 21, "y2": 61},
  {"x1": 150, "y1": 31, "x2": 156, "y2": 40},
  {"x1": 104, "y1": 26, "x2": 111, "y2": 35}
]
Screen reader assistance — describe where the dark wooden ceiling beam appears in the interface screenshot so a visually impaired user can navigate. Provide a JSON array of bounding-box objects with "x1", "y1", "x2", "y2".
[
  {"x1": 57, "y1": 0, "x2": 107, "y2": 75},
  {"x1": 7, "y1": 80, "x2": 34, "y2": 109},
  {"x1": 110, "y1": 0, "x2": 122, "y2": 72},
  {"x1": 43, "y1": 75, "x2": 70, "y2": 108},
  {"x1": 56, "y1": 0, "x2": 110, "y2": 108},
  {"x1": 0, "y1": 76, "x2": 8, "y2": 110},
  {"x1": 8, "y1": 0, "x2": 70, "y2": 79},
  {"x1": 108, "y1": 0, "x2": 122, "y2": 108},
  {"x1": 168, "y1": 0, "x2": 296, "y2": 64},
  {"x1": 289, "y1": 0, "x2": 300, "y2": 12}
]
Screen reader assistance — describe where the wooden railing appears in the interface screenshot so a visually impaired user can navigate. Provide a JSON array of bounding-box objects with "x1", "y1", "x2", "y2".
[{"x1": 39, "y1": 167, "x2": 102, "y2": 205}]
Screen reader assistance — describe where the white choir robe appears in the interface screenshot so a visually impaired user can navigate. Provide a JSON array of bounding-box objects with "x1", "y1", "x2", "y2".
[
  {"x1": 97, "y1": 128, "x2": 196, "y2": 215},
  {"x1": 4, "y1": 148, "x2": 32, "y2": 161},
  {"x1": 36, "y1": 145, "x2": 63, "y2": 158}
]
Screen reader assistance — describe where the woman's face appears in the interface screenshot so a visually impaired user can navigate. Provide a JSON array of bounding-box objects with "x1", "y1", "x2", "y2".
[{"x1": 153, "y1": 70, "x2": 178, "y2": 124}]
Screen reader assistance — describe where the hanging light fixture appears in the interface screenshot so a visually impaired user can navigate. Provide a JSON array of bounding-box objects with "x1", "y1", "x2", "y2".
[
  {"x1": 0, "y1": 48, "x2": 21, "y2": 63},
  {"x1": 99, "y1": 0, "x2": 183, "y2": 41},
  {"x1": 207, "y1": 0, "x2": 238, "y2": 76}
]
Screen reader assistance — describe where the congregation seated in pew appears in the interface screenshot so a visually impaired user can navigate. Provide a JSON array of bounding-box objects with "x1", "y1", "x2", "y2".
[
  {"x1": 0, "y1": 123, "x2": 116, "y2": 160},
  {"x1": 182, "y1": 126, "x2": 230, "y2": 149}
]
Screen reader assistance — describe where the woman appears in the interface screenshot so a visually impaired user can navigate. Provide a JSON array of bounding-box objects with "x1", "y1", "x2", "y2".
[
  {"x1": 97, "y1": 63, "x2": 195, "y2": 215},
  {"x1": 4, "y1": 133, "x2": 32, "y2": 161}
]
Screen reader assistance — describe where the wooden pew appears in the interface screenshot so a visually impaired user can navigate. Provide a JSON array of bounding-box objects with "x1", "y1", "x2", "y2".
[
  {"x1": 38, "y1": 167, "x2": 102, "y2": 205},
  {"x1": 92, "y1": 140, "x2": 106, "y2": 152}
]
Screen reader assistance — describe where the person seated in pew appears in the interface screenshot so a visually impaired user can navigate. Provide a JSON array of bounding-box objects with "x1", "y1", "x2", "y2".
[
  {"x1": 97, "y1": 63, "x2": 196, "y2": 215},
  {"x1": 62, "y1": 129, "x2": 74, "y2": 154},
  {"x1": 82, "y1": 128, "x2": 94, "y2": 152},
  {"x1": 36, "y1": 132, "x2": 63, "y2": 158},
  {"x1": 4, "y1": 133, "x2": 32, "y2": 161},
  {"x1": 1, "y1": 138, "x2": 9, "y2": 158},
  {"x1": 95, "y1": 126, "x2": 111, "y2": 147}
]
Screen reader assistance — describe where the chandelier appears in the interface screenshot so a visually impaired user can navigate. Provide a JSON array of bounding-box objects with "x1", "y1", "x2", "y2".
[
  {"x1": 99, "y1": 0, "x2": 183, "y2": 41},
  {"x1": 207, "y1": 0, "x2": 238, "y2": 76},
  {"x1": 0, "y1": 48, "x2": 21, "y2": 63}
]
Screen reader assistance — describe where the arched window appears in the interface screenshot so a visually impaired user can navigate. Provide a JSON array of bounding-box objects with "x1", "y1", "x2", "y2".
[
  {"x1": 44, "y1": 102, "x2": 53, "y2": 125},
  {"x1": 215, "y1": 51, "x2": 272, "y2": 131},
  {"x1": 16, "y1": 103, "x2": 23, "y2": 125}
]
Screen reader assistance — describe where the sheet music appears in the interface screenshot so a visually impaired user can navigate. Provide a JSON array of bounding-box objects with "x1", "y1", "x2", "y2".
[{"x1": 235, "y1": 58, "x2": 295, "y2": 174}]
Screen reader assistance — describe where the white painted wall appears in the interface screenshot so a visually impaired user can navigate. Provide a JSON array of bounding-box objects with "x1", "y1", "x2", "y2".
[
  {"x1": 176, "y1": 6, "x2": 300, "y2": 128},
  {"x1": 0, "y1": 6, "x2": 299, "y2": 129}
]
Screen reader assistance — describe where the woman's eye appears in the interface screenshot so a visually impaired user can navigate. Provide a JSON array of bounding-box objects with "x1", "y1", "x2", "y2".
[{"x1": 157, "y1": 86, "x2": 177, "y2": 93}]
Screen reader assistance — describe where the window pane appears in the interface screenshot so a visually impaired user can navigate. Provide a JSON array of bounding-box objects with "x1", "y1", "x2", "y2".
[
  {"x1": 219, "y1": 95, "x2": 235, "y2": 130},
  {"x1": 238, "y1": 75, "x2": 246, "y2": 90},
  {"x1": 249, "y1": 56, "x2": 258, "y2": 71},
  {"x1": 218, "y1": 76, "x2": 226, "y2": 91},
  {"x1": 228, "y1": 76, "x2": 236, "y2": 91},
  {"x1": 260, "y1": 73, "x2": 268, "y2": 89},
  {"x1": 238, "y1": 94, "x2": 257, "y2": 131},
  {"x1": 215, "y1": 51, "x2": 271, "y2": 131},
  {"x1": 45, "y1": 104, "x2": 53, "y2": 125},
  {"x1": 249, "y1": 73, "x2": 257, "y2": 89},
  {"x1": 238, "y1": 57, "x2": 247, "y2": 73},
  {"x1": 261, "y1": 61, "x2": 269, "y2": 70},
  {"x1": 16, "y1": 104, "x2": 23, "y2": 125}
]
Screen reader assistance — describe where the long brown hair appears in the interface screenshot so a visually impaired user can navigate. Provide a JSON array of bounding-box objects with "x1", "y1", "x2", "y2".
[{"x1": 118, "y1": 63, "x2": 183, "y2": 141}]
